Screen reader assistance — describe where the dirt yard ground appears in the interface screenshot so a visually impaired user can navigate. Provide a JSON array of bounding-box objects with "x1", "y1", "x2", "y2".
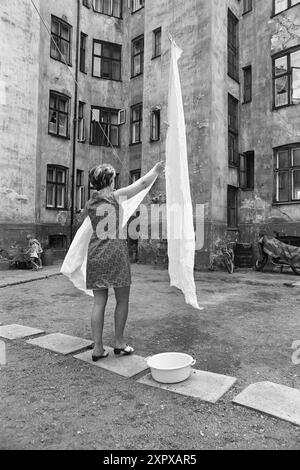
[{"x1": 0, "y1": 264, "x2": 299, "y2": 450}]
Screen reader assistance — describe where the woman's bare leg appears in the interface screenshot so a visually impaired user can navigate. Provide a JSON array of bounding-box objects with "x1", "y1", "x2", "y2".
[
  {"x1": 114, "y1": 286, "x2": 130, "y2": 349},
  {"x1": 91, "y1": 289, "x2": 108, "y2": 356}
]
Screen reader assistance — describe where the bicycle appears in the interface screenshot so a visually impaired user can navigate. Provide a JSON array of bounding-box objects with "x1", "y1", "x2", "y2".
[{"x1": 221, "y1": 246, "x2": 235, "y2": 274}]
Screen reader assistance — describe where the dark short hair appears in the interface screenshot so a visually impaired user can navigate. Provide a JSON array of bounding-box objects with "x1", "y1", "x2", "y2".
[{"x1": 89, "y1": 164, "x2": 116, "y2": 191}]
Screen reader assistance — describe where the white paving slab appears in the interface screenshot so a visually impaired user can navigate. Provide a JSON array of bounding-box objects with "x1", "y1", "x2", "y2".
[
  {"x1": 0, "y1": 324, "x2": 45, "y2": 340},
  {"x1": 233, "y1": 381, "x2": 300, "y2": 426},
  {"x1": 27, "y1": 333, "x2": 93, "y2": 355},
  {"x1": 137, "y1": 369, "x2": 237, "y2": 403},
  {"x1": 74, "y1": 347, "x2": 148, "y2": 378}
]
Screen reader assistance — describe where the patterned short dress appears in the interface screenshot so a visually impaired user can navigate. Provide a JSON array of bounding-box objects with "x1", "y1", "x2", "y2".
[{"x1": 86, "y1": 188, "x2": 131, "y2": 290}]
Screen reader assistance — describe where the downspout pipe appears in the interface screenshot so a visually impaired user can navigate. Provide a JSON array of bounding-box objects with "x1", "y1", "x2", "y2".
[{"x1": 70, "y1": 0, "x2": 80, "y2": 242}]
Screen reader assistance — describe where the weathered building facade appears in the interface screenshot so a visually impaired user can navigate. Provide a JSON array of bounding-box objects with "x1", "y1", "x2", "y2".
[{"x1": 0, "y1": 0, "x2": 299, "y2": 264}]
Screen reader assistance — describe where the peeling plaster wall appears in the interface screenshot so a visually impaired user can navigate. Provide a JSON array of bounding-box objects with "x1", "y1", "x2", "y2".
[
  {"x1": 0, "y1": 0, "x2": 40, "y2": 240},
  {"x1": 239, "y1": 1, "x2": 300, "y2": 242}
]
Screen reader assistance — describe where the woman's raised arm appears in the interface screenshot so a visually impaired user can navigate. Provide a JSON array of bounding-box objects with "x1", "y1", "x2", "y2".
[{"x1": 114, "y1": 162, "x2": 164, "y2": 202}]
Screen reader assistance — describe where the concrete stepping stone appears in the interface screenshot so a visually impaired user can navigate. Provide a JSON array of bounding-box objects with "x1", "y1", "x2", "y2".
[
  {"x1": 0, "y1": 324, "x2": 45, "y2": 340},
  {"x1": 137, "y1": 369, "x2": 237, "y2": 403},
  {"x1": 74, "y1": 347, "x2": 148, "y2": 378},
  {"x1": 233, "y1": 381, "x2": 300, "y2": 426},
  {"x1": 27, "y1": 333, "x2": 93, "y2": 355}
]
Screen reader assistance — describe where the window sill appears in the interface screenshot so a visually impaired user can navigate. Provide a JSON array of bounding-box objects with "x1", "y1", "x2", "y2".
[
  {"x1": 271, "y1": 3, "x2": 300, "y2": 18},
  {"x1": 48, "y1": 132, "x2": 70, "y2": 140},
  {"x1": 46, "y1": 207, "x2": 68, "y2": 211},
  {"x1": 240, "y1": 188, "x2": 254, "y2": 192},
  {"x1": 151, "y1": 54, "x2": 161, "y2": 61},
  {"x1": 242, "y1": 10, "x2": 253, "y2": 16},
  {"x1": 150, "y1": 138, "x2": 160, "y2": 143},
  {"x1": 129, "y1": 142, "x2": 142, "y2": 147},
  {"x1": 272, "y1": 201, "x2": 300, "y2": 206},
  {"x1": 80, "y1": 70, "x2": 87, "y2": 75},
  {"x1": 273, "y1": 103, "x2": 300, "y2": 111},
  {"x1": 131, "y1": 73, "x2": 143, "y2": 79},
  {"x1": 92, "y1": 75, "x2": 122, "y2": 82},
  {"x1": 227, "y1": 73, "x2": 240, "y2": 84},
  {"x1": 92, "y1": 9, "x2": 122, "y2": 20},
  {"x1": 227, "y1": 227, "x2": 240, "y2": 232},
  {"x1": 131, "y1": 7, "x2": 144, "y2": 15},
  {"x1": 78, "y1": 140, "x2": 86, "y2": 144},
  {"x1": 90, "y1": 142, "x2": 120, "y2": 148},
  {"x1": 50, "y1": 55, "x2": 72, "y2": 67},
  {"x1": 242, "y1": 100, "x2": 252, "y2": 105},
  {"x1": 228, "y1": 163, "x2": 239, "y2": 169}
]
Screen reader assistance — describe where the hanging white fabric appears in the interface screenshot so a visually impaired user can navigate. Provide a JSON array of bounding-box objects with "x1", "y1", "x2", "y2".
[
  {"x1": 61, "y1": 179, "x2": 157, "y2": 296},
  {"x1": 165, "y1": 38, "x2": 202, "y2": 310}
]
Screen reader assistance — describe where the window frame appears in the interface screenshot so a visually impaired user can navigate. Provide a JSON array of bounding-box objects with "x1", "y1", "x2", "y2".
[
  {"x1": 50, "y1": 15, "x2": 72, "y2": 66},
  {"x1": 239, "y1": 151, "x2": 255, "y2": 190},
  {"x1": 78, "y1": 101, "x2": 86, "y2": 142},
  {"x1": 272, "y1": 0, "x2": 300, "y2": 16},
  {"x1": 92, "y1": 0, "x2": 123, "y2": 19},
  {"x1": 131, "y1": 0, "x2": 144, "y2": 14},
  {"x1": 227, "y1": 186, "x2": 239, "y2": 229},
  {"x1": 152, "y1": 27, "x2": 162, "y2": 59},
  {"x1": 243, "y1": 65, "x2": 252, "y2": 104},
  {"x1": 92, "y1": 39, "x2": 122, "y2": 81},
  {"x1": 46, "y1": 165, "x2": 68, "y2": 210},
  {"x1": 130, "y1": 103, "x2": 143, "y2": 145},
  {"x1": 76, "y1": 169, "x2": 85, "y2": 212},
  {"x1": 272, "y1": 46, "x2": 300, "y2": 109},
  {"x1": 243, "y1": 0, "x2": 253, "y2": 14},
  {"x1": 273, "y1": 144, "x2": 300, "y2": 204},
  {"x1": 150, "y1": 108, "x2": 160, "y2": 142},
  {"x1": 48, "y1": 91, "x2": 70, "y2": 139},
  {"x1": 228, "y1": 94, "x2": 239, "y2": 167},
  {"x1": 130, "y1": 169, "x2": 141, "y2": 183},
  {"x1": 80, "y1": 32, "x2": 88, "y2": 74},
  {"x1": 90, "y1": 106, "x2": 120, "y2": 147},
  {"x1": 227, "y1": 9, "x2": 239, "y2": 83},
  {"x1": 131, "y1": 35, "x2": 144, "y2": 78}
]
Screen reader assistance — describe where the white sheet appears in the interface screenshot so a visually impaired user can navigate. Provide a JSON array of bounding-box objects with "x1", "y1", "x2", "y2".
[
  {"x1": 165, "y1": 38, "x2": 201, "y2": 310},
  {"x1": 61, "y1": 180, "x2": 157, "y2": 296}
]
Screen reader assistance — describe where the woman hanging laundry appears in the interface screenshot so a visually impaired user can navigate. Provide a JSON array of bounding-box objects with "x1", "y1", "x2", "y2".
[{"x1": 86, "y1": 161, "x2": 164, "y2": 362}]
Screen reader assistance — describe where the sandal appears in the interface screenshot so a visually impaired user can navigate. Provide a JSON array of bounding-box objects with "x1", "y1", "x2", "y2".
[
  {"x1": 113, "y1": 345, "x2": 134, "y2": 356},
  {"x1": 92, "y1": 351, "x2": 109, "y2": 362}
]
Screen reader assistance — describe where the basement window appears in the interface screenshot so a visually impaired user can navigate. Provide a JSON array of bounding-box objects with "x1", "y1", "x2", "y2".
[{"x1": 274, "y1": 145, "x2": 300, "y2": 203}]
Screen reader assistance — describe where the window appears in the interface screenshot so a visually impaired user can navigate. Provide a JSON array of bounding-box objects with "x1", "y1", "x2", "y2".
[
  {"x1": 150, "y1": 108, "x2": 160, "y2": 141},
  {"x1": 132, "y1": 35, "x2": 144, "y2": 77},
  {"x1": 78, "y1": 102, "x2": 86, "y2": 142},
  {"x1": 227, "y1": 186, "x2": 238, "y2": 228},
  {"x1": 273, "y1": 48, "x2": 300, "y2": 108},
  {"x1": 273, "y1": 0, "x2": 300, "y2": 15},
  {"x1": 228, "y1": 10, "x2": 239, "y2": 82},
  {"x1": 93, "y1": 0, "x2": 122, "y2": 18},
  {"x1": 48, "y1": 92, "x2": 70, "y2": 138},
  {"x1": 228, "y1": 94, "x2": 239, "y2": 166},
  {"x1": 243, "y1": 66, "x2": 252, "y2": 103},
  {"x1": 83, "y1": 0, "x2": 91, "y2": 8},
  {"x1": 115, "y1": 173, "x2": 120, "y2": 189},
  {"x1": 131, "y1": 0, "x2": 144, "y2": 13},
  {"x1": 50, "y1": 16, "x2": 72, "y2": 65},
  {"x1": 90, "y1": 107, "x2": 120, "y2": 146},
  {"x1": 46, "y1": 166, "x2": 68, "y2": 209},
  {"x1": 130, "y1": 170, "x2": 141, "y2": 183},
  {"x1": 80, "y1": 33, "x2": 87, "y2": 73},
  {"x1": 49, "y1": 235, "x2": 67, "y2": 249},
  {"x1": 274, "y1": 146, "x2": 300, "y2": 203},
  {"x1": 131, "y1": 104, "x2": 142, "y2": 144},
  {"x1": 240, "y1": 152, "x2": 254, "y2": 190},
  {"x1": 153, "y1": 28, "x2": 161, "y2": 58},
  {"x1": 92, "y1": 40, "x2": 121, "y2": 81},
  {"x1": 243, "y1": 0, "x2": 253, "y2": 14},
  {"x1": 76, "y1": 170, "x2": 85, "y2": 211}
]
